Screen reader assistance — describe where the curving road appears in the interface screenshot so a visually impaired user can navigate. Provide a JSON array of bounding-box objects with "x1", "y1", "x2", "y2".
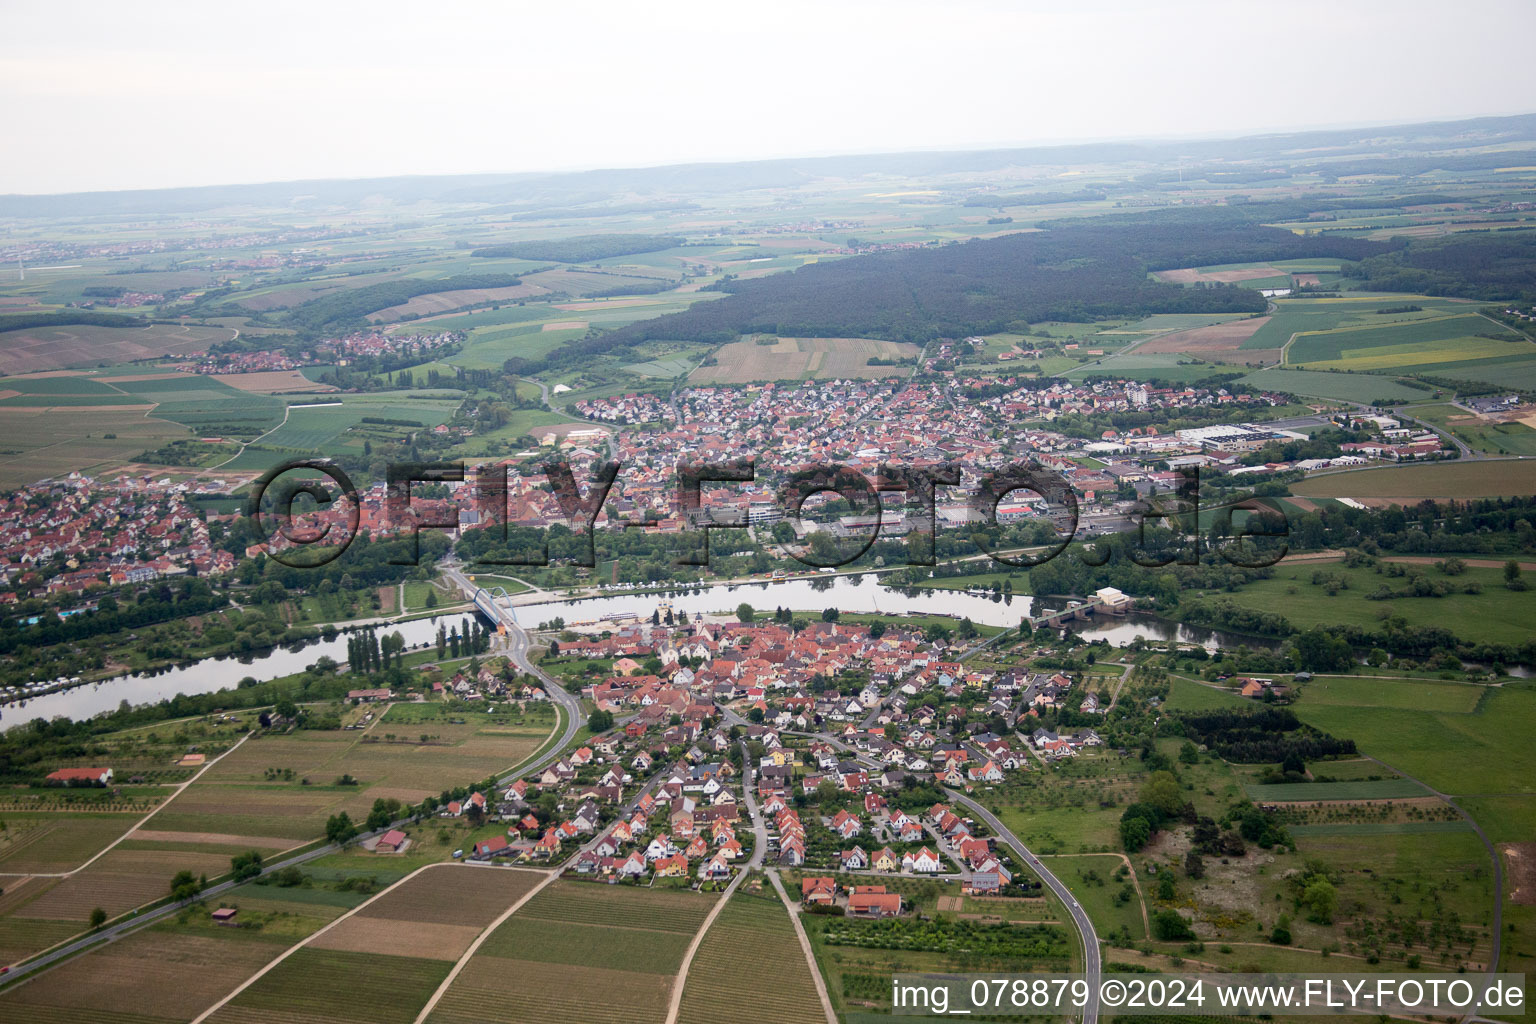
[
  {"x1": 944, "y1": 788, "x2": 1101, "y2": 1024},
  {"x1": 810, "y1": 730, "x2": 1101, "y2": 1023},
  {"x1": 441, "y1": 563, "x2": 583, "y2": 767},
  {"x1": 1, "y1": 577, "x2": 585, "y2": 990}
]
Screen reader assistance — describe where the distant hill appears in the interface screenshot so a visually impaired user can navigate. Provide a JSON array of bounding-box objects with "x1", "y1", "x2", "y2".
[{"x1": 3, "y1": 111, "x2": 1533, "y2": 218}]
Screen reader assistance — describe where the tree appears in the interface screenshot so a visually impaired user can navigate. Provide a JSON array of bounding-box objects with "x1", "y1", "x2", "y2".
[
  {"x1": 169, "y1": 869, "x2": 202, "y2": 902},
  {"x1": 1141, "y1": 771, "x2": 1183, "y2": 817},
  {"x1": 736, "y1": 603, "x2": 755, "y2": 623},
  {"x1": 1152, "y1": 908, "x2": 1194, "y2": 941},
  {"x1": 231, "y1": 850, "x2": 263, "y2": 881},
  {"x1": 325, "y1": 811, "x2": 358, "y2": 845},
  {"x1": 1184, "y1": 849, "x2": 1205, "y2": 879},
  {"x1": 89, "y1": 906, "x2": 107, "y2": 930},
  {"x1": 588, "y1": 709, "x2": 614, "y2": 733},
  {"x1": 1302, "y1": 876, "x2": 1338, "y2": 924},
  {"x1": 1178, "y1": 741, "x2": 1199, "y2": 765},
  {"x1": 1506, "y1": 559, "x2": 1526, "y2": 590},
  {"x1": 1269, "y1": 915, "x2": 1293, "y2": 945},
  {"x1": 1120, "y1": 816, "x2": 1151, "y2": 852},
  {"x1": 274, "y1": 699, "x2": 299, "y2": 721}
]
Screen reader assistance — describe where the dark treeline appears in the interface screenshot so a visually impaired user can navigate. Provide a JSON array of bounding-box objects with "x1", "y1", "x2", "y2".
[
  {"x1": 1177, "y1": 707, "x2": 1357, "y2": 763},
  {"x1": 0, "y1": 579, "x2": 226, "y2": 657},
  {"x1": 962, "y1": 189, "x2": 1107, "y2": 208},
  {"x1": 283, "y1": 274, "x2": 522, "y2": 333},
  {"x1": 469, "y1": 234, "x2": 684, "y2": 262},
  {"x1": 1342, "y1": 229, "x2": 1536, "y2": 302},
  {"x1": 509, "y1": 206, "x2": 1386, "y2": 376},
  {"x1": 0, "y1": 310, "x2": 147, "y2": 333}
]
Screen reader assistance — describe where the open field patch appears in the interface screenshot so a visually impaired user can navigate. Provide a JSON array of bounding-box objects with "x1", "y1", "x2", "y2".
[
  {"x1": 1154, "y1": 264, "x2": 1285, "y2": 284},
  {"x1": 0, "y1": 405, "x2": 187, "y2": 489},
  {"x1": 1292, "y1": 685, "x2": 1536, "y2": 797},
  {"x1": 0, "y1": 916, "x2": 80, "y2": 965},
  {"x1": 427, "y1": 955, "x2": 672, "y2": 1024},
  {"x1": 355, "y1": 864, "x2": 545, "y2": 927},
  {"x1": 366, "y1": 284, "x2": 550, "y2": 322},
  {"x1": 0, "y1": 813, "x2": 141, "y2": 873},
  {"x1": 126, "y1": 829, "x2": 298, "y2": 849},
  {"x1": 208, "y1": 947, "x2": 451, "y2": 1024},
  {"x1": 212, "y1": 372, "x2": 337, "y2": 394},
  {"x1": 690, "y1": 337, "x2": 920, "y2": 384},
  {"x1": 1137, "y1": 316, "x2": 1275, "y2": 363},
  {"x1": 1237, "y1": 367, "x2": 1426, "y2": 403},
  {"x1": 676, "y1": 886, "x2": 827, "y2": 1024},
  {"x1": 1292, "y1": 460, "x2": 1536, "y2": 500},
  {"x1": 0, "y1": 927, "x2": 285, "y2": 1022},
  {"x1": 309, "y1": 917, "x2": 483, "y2": 961},
  {"x1": 0, "y1": 324, "x2": 235, "y2": 376},
  {"x1": 1244, "y1": 778, "x2": 1430, "y2": 801},
  {"x1": 478, "y1": 915, "x2": 693, "y2": 973}
]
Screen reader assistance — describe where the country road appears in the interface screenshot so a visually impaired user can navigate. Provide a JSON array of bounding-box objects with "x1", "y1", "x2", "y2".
[
  {"x1": 810, "y1": 730, "x2": 1102, "y2": 1023},
  {"x1": 0, "y1": 595, "x2": 585, "y2": 988}
]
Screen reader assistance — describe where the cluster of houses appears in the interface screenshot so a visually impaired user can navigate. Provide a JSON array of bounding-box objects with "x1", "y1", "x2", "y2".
[{"x1": 0, "y1": 474, "x2": 236, "y2": 604}]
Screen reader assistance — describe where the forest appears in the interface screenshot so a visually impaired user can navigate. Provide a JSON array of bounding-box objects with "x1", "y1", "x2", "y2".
[
  {"x1": 1342, "y1": 228, "x2": 1536, "y2": 302},
  {"x1": 512, "y1": 207, "x2": 1387, "y2": 376},
  {"x1": 1176, "y1": 707, "x2": 1357, "y2": 763}
]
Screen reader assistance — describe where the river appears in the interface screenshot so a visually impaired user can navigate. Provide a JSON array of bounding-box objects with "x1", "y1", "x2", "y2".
[
  {"x1": 0, "y1": 614, "x2": 462, "y2": 730},
  {"x1": 6, "y1": 572, "x2": 1519, "y2": 729}
]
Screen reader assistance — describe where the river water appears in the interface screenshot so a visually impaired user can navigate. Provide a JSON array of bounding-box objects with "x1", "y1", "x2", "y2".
[{"x1": 8, "y1": 572, "x2": 1516, "y2": 730}]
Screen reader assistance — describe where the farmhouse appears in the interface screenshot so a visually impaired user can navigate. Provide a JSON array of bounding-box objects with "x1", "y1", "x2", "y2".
[
  {"x1": 46, "y1": 767, "x2": 113, "y2": 786},
  {"x1": 847, "y1": 888, "x2": 903, "y2": 917},
  {"x1": 376, "y1": 829, "x2": 409, "y2": 853},
  {"x1": 347, "y1": 688, "x2": 393, "y2": 702}
]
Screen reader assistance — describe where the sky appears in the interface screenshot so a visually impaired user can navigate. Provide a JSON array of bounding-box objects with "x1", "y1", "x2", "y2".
[{"x1": 3, "y1": 0, "x2": 1535, "y2": 195}]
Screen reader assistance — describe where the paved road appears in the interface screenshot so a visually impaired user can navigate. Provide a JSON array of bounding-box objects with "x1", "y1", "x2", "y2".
[
  {"x1": 944, "y1": 788, "x2": 1101, "y2": 1024},
  {"x1": 442, "y1": 563, "x2": 584, "y2": 766},
  {"x1": 811, "y1": 731, "x2": 1101, "y2": 1024},
  {"x1": 2, "y1": 586, "x2": 586, "y2": 987}
]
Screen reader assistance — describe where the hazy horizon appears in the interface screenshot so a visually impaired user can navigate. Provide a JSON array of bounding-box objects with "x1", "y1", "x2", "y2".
[{"x1": 4, "y1": 0, "x2": 1536, "y2": 196}]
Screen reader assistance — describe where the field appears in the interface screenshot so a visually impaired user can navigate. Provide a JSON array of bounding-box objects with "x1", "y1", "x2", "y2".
[
  {"x1": 1294, "y1": 683, "x2": 1536, "y2": 797},
  {"x1": 0, "y1": 708, "x2": 555, "y2": 965},
  {"x1": 1136, "y1": 316, "x2": 1278, "y2": 364},
  {"x1": 206, "y1": 948, "x2": 452, "y2": 1024},
  {"x1": 0, "y1": 323, "x2": 236, "y2": 375},
  {"x1": 1180, "y1": 561, "x2": 1536, "y2": 645},
  {"x1": 1154, "y1": 264, "x2": 1289, "y2": 285},
  {"x1": 0, "y1": 812, "x2": 145, "y2": 873},
  {"x1": 424, "y1": 880, "x2": 717, "y2": 1024},
  {"x1": 151, "y1": 714, "x2": 551, "y2": 840},
  {"x1": 0, "y1": 925, "x2": 289, "y2": 1023},
  {"x1": 0, "y1": 404, "x2": 186, "y2": 488},
  {"x1": 1062, "y1": 351, "x2": 1235, "y2": 383},
  {"x1": 690, "y1": 337, "x2": 921, "y2": 384},
  {"x1": 219, "y1": 391, "x2": 464, "y2": 470},
  {"x1": 212, "y1": 371, "x2": 338, "y2": 394},
  {"x1": 1036, "y1": 853, "x2": 1148, "y2": 942},
  {"x1": 310, "y1": 863, "x2": 545, "y2": 961},
  {"x1": 1236, "y1": 366, "x2": 1428, "y2": 403},
  {"x1": 366, "y1": 283, "x2": 553, "y2": 320},
  {"x1": 1291, "y1": 459, "x2": 1536, "y2": 500},
  {"x1": 676, "y1": 885, "x2": 827, "y2": 1024},
  {"x1": 1287, "y1": 313, "x2": 1534, "y2": 376}
]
